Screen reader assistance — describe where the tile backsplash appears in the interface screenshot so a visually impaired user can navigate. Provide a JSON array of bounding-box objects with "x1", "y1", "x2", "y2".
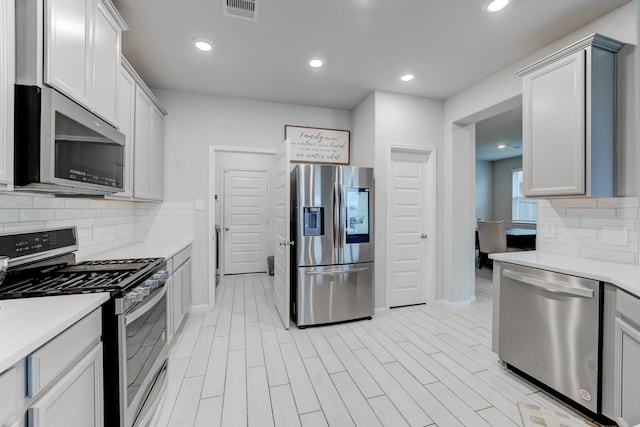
[
  {"x1": 537, "y1": 197, "x2": 639, "y2": 264},
  {"x1": 0, "y1": 193, "x2": 193, "y2": 258}
]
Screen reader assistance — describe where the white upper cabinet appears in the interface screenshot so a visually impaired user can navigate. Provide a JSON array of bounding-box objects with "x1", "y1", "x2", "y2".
[
  {"x1": 517, "y1": 33, "x2": 623, "y2": 198},
  {"x1": 114, "y1": 61, "x2": 136, "y2": 198},
  {"x1": 91, "y1": 1, "x2": 121, "y2": 124},
  {"x1": 133, "y1": 84, "x2": 166, "y2": 201},
  {"x1": 0, "y1": 0, "x2": 14, "y2": 189},
  {"x1": 44, "y1": 0, "x2": 126, "y2": 126}
]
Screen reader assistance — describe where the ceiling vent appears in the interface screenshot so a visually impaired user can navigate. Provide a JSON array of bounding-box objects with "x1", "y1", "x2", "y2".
[{"x1": 223, "y1": 0, "x2": 258, "y2": 21}]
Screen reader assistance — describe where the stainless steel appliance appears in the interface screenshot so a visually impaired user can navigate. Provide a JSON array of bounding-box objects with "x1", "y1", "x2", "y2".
[
  {"x1": 498, "y1": 263, "x2": 602, "y2": 414},
  {"x1": 0, "y1": 227, "x2": 169, "y2": 427},
  {"x1": 14, "y1": 85, "x2": 125, "y2": 196},
  {"x1": 291, "y1": 164, "x2": 374, "y2": 327}
]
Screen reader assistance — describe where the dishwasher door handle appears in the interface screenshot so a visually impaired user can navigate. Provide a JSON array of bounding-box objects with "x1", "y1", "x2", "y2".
[{"x1": 503, "y1": 269, "x2": 594, "y2": 298}]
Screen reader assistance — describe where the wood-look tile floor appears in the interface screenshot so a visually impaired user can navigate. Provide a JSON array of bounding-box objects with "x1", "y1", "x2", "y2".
[{"x1": 150, "y1": 273, "x2": 583, "y2": 427}]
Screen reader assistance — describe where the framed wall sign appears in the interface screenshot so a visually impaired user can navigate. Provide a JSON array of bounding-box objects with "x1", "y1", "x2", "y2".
[{"x1": 285, "y1": 125, "x2": 350, "y2": 165}]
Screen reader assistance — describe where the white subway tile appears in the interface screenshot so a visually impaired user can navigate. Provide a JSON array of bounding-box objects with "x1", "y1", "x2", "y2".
[
  {"x1": 45, "y1": 219, "x2": 75, "y2": 229},
  {"x1": 55, "y1": 209, "x2": 84, "y2": 220},
  {"x1": 565, "y1": 208, "x2": 615, "y2": 219},
  {"x1": 580, "y1": 218, "x2": 636, "y2": 229},
  {"x1": 0, "y1": 194, "x2": 33, "y2": 208},
  {"x1": 0, "y1": 209, "x2": 20, "y2": 222},
  {"x1": 550, "y1": 199, "x2": 597, "y2": 208},
  {"x1": 537, "y1": 241, "x2": 580, "y2": 257},
  {"x1": 597, "y1": 197, "x2": 638, "y2": 208},
  {"x1": 20, "y1": 209, "x2": 55, "y2": 221},
  {"x1": 33, "y1": 197, "x2": 66, "y2": 208},
  {"x1": 64, "y1": 199, "x2": 90, "y2": 209},
  {"x1": 616, "y1": 208, "x2": 638, "y2": 219},
  {"x1": 579, "y1": 247, "x2": 636, "y2": 264},
  {"x1": 3, "y1": 221, "x2": 47, "y2": 232}
]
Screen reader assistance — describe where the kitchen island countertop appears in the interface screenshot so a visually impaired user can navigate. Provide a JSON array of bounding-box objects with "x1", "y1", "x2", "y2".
[
  {"x1": 0, "y1": 293, "x2": 109, "y2": 374},
  {"x1": 491, "y1": 251, "x2": 640, "y2": 298}
]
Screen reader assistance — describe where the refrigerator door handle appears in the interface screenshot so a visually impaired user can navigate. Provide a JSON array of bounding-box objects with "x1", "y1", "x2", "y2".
[
  {"x1": 333, "y1": 182, "x2": 340, "y2": 249},
  {"x1": 305, "y1": 267, "x2": 369, "y2": 276}
]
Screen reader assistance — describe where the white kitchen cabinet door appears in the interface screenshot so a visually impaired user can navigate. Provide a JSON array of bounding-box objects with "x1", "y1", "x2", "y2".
[
  {"x1": 114, "y1": 64, "x2": 136, "y2": 198},
  {"x1": 181, "y1": 259, "x2": 192, "y2": 316},
  {"x1": 149, "y1": 107, "x2": 164, "y2": 200},
  {"x1": 173, "y1": 264, "x2": 185, "y2": 334},
  {"x1": 45, "y1": 0, "x2": 93, "y2": 108},
  {"x1": 133, "y1": 87, "x2": 152, "y2": 199},
  {"x1": 522, "y1": 51, "x2": 585, "y2": 197},
  {"x1": 91, "y1": 0, "x2": 120, "y2": 125},
  {"x1": 28, "y1": 343, "x2": 104, "y2": 427},
  {"x1": 615, "y1": 317, "x2": 640, "y2": 425},
  {"x1": 133, "y1": 88, "x2": 164, "y2": 201},
  {"x1": 0, "y1": 367, "x2": 19, "y2": 427},
  {"x1": 518, "y1": 34, "x2": 621, "y2": 198},
  {"x1": 0, "y1": 0, "x2": 14, "y2": 189}
]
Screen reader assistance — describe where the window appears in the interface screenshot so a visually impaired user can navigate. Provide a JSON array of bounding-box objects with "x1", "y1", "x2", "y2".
[{"x1": 512, "y1": 169, "x2": 536, "y2": 223}]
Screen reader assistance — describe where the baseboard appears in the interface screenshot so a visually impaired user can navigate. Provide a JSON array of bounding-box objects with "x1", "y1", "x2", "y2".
[
  {"x1": 437, "y1": 298, "x2": 474, "y2": 308},
  {"x1": 374, "y1": 307, "x2": 388, "y2": 316},
  {"x1": 189, "y1": 304, "x2": 209, "y2": 314}
]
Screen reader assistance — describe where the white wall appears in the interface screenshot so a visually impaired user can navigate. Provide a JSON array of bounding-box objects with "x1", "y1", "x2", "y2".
[
  {"x1": 475, "y1": 160, "x2": 493, "y2": 221},
  {"x1": 154, "y1": 89, "x2": 352, "y2": 307},
  {"x1": 443, "y1": 1, "x2": 639, "y2": 302},
  {"x1": 359, "y1": 91, "x2": 443, "y2": 308},
  {"x1": 492, "y1": 156, "x2": 522, "y2": 225},
  {"x1": 351, "y1": 93, "x2": 375, "y2": 167}
]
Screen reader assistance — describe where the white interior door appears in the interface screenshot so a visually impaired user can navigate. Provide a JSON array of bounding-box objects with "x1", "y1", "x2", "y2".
[
  {"x1": 223, "y1": 169, "x2": 268, "y2": 274},
  {"x1": 388, "y1": 150, "x2": 434, "y2": 308},
  {"x1": 273, "y1": 140, "x2": 291, "y2": 329}
]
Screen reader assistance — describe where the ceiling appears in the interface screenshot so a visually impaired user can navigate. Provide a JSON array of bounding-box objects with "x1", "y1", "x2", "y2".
[
  {"x1": 476, "y1": 107, "x2": 523, "y2": 162},
  {"x1": 112, "y1": 0, "x2": 631, "y2": 111}
]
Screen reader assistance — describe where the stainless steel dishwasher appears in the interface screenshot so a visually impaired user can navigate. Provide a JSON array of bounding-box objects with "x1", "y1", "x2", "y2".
[{"x1": 498, "y1": 263, "x2": 602, "y2": 414}]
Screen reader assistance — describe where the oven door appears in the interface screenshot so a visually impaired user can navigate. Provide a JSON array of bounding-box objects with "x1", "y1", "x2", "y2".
[{"x1": 118, "y1": 285, "x2": 168, "y2": 427}]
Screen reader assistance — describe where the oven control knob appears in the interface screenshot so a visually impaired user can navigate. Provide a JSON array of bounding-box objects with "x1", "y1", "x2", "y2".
[
  {"x1": 126, "y1": 291, "x2": 144, "y2": 303},
  {"x1": 154, "y1": 270, "x2": 169, "y2": 281},
  {"x1": 144, "y1": 279, "x2": 159, "y2": 289},
  {"x1": 135, "y1": 286, "x2": 150, "y2": 296}
]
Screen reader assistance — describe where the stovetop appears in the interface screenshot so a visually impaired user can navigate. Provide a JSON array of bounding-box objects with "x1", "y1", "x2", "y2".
[{"x1": 0, "y1": 257, "x2": 164, "y2": 299}]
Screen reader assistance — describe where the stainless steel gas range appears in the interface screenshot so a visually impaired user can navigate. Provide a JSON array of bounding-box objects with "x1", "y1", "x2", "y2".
[{"x1": 0, "y1": 227, "x2": 169, "y2": 427}]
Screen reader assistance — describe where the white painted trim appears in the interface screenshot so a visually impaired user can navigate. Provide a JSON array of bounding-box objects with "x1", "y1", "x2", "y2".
[
  {"x1": 385, "y1": 145, "x2": 437, "y2": 311},
  {"x1": 189, "y1": 304, "x2": 209, "y2": 314},
  {"x1": 436, "y1": 298, "x2": 474, "y2": 308},
  {"x1": 208, "y1": 145, "x2": 278, "y2": 310},
  {"x1": 374, "y1": 307, "x2": 389, "y2": 317}
]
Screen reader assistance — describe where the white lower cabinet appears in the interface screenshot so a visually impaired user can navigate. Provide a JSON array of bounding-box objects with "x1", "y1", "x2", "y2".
[
  {"x1": 613, "y1": 291, "x2": 640, "y2": 426},
  {"x1": 167, "y1": 246, "x2": 192, "y2": 341},
  {"x1": 28, "y1": 344, "x2": 103, "y2": 427},
  {"x1": 0, "y1": 308, "x2": 104, "y2": 427}
]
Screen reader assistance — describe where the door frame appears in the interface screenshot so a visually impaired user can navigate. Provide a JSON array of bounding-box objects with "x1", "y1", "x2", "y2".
[
  {"x1": 208, "y1": 145, "x2": 277, "y2": 309},
  {"x1": 220, "y1": 167, "x2": 271, "y2": 276},
  {"x1": 385, "y1": 144, "x2": 437, "y2": 310}
]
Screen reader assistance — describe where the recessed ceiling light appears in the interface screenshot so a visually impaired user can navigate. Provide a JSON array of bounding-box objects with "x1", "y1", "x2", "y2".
[
  {"x1": 308, "y1": 57, "x2": 324, "y2": 68},
  {"x1": 486, "y1": 0, "x2": 509, "y2": 12},
  {"x1": 193, "y1": 39, "x2": 213, "y2": 52},
  {"x1": 400, "y1": 74, "x2": 415, "y2": 82},
  {"x1": 497, "y1": 144, "x2": 507, "y2": 149}
]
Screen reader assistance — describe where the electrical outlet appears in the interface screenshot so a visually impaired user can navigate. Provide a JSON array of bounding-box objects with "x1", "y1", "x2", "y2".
[
  {"x1": 543, "y1": 223, "x2": 555, "y2": 238},
  {"x1": 195, "y1": 198, "x2": 204, "y2": 210}
]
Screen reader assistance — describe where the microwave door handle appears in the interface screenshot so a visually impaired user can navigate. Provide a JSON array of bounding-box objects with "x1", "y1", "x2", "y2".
[{"x1": 502, "y1": 269, "x2": 594, "y2": 298}]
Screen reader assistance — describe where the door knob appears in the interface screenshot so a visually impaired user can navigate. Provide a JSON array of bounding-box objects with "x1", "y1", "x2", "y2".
[
  {"x1": 224, "y1": 226, "x2": 230, "y2": 231},
  {"x1": 421, "y1": 234, "x2": 428, "y2": 239}
]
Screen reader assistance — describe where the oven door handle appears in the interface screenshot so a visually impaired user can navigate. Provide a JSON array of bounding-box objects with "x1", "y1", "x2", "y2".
[
  {"x1": 126, "y1": 285, "x2": 167, "y2": 325},
  {"x1": 503, "y1": 269, "x2": 594, "y2": 298}
]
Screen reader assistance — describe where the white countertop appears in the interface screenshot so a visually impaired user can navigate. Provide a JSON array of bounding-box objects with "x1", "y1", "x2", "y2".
[
  {"x1": 0, "y1": 293, "x2": 109, "y2": 374},
  {"x1": 78, "y1": 240, "x2": 192, "y2": 262},
  {"x1": 491, "y1": 251, "x2": 640, "y2": 298}
]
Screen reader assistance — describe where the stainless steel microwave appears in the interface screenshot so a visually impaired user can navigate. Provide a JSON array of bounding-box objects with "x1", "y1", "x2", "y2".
[{"x1": 14, "y1": 85, "x2": 125, "y2": 196}]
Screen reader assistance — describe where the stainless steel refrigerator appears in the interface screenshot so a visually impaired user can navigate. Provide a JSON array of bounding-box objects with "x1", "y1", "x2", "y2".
[{"x1": 291, "y1": 164, "x2": 374, "y2": 327}]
